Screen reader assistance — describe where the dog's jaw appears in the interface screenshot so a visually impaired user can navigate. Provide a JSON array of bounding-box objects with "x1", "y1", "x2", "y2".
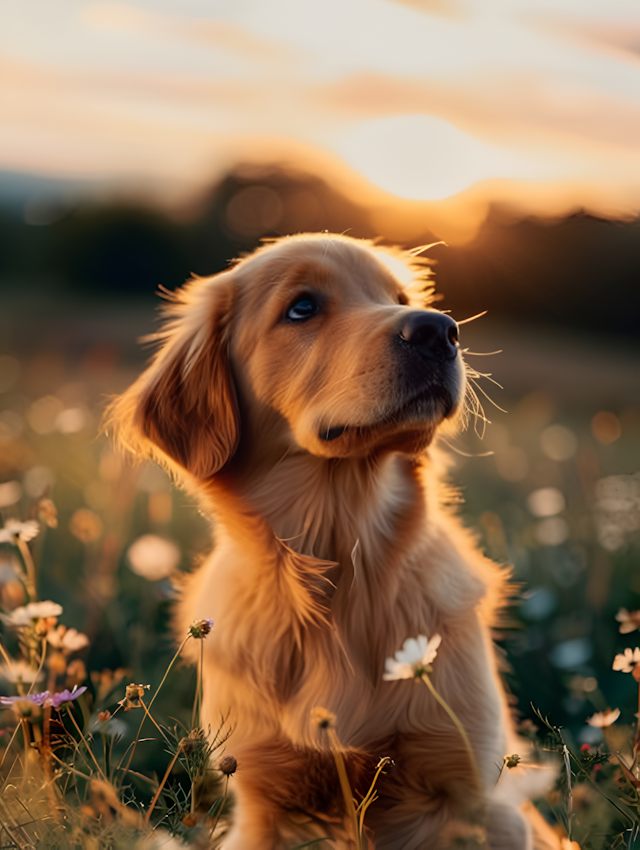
[{"x1": 309, "y1": 359, "x2": 465, "y2": 459}]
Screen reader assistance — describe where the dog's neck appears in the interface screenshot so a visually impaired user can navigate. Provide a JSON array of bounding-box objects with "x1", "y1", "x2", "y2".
[{"x1": 217, "y1": 443, "x2": 425, "y2": 574}]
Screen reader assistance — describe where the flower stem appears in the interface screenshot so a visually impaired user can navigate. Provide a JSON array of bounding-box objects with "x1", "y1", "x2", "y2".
[
  {"x1": 210, "y1": 775, "x2": 229, "y2": 840},
  {"x1": 26, "y1": 638, "x2": 47, "y2": 697},
  {"x1": 144, "y1": 741, "x2": 183, "y2": 826},
  {"x1": 192, "y1": 638, "x2": 203, "y2": 731},
  {"x1": 66, "y1": 704, "x2": 108, "y2": 781},
  {"x1": 117, "y1": 637, "x2": 190, "y2": 784},
  {"x1": 421, "y1": 673, "x2": 480, "y2": 786},
  {"x1": 16, "y1": 537, "x2": 37, "y2": 601},
  {"x1": 357, "y1": 756, "x2": 392, "y2": 836},
  {"x1": 147, "y1": 633, "x2": 191, "y2": 713},
  {"x1": 327, "y1": 727, "x2": 361, "y2": 850}
]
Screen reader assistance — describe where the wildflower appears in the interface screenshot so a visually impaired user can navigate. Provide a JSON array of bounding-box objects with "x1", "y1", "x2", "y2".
[
  {"x1": 0, "y1": 519, "x2": 40, "y2": 544},
  {"x1": 503, "y1": 754, "x2": 522, "y2": 769},
  {"x1": 218, "y1": 755, "x2": 237, "y2": 775},
  {"x1": 310, "y1": 706, "x2": 337, "y2": 729},
  {"x1": 37, "y1": 497, "x2": 58, "y2": 528},
  {"x1": 117, "y1": 682, "x2": 150, "y2": 710},
  {"x1": 47, "y1": 625, "x2": 90, "y2": 653},
  {"x1": 613, "y1": 647, "x2": 640, "y2": 681},
  {"x1": 49, "y1": 686, "x2": 87, "y2": 708},
  {"x1": 188, "y1": 618, "x2": 214, "y2": 639},
  {"x1": 587, "y1": 708, "x2": 620, "y2": 728},
  {"x1": 0, "y1": 660, "x2": 43, "y2": 685},
  {"x1": 127, "y1": 534, "x2": 181, "y2": 581},
  {"x1": 383, "y1": 634, "x2": 442, "y2": 680},
  {"x1": 615, "y1": 608, "x2": 640, "y2": 635},
  {"x1": 98, "y1": 710, "x2": 112, "y2": 723},
  {"x1": 34, "y1": 616, "x2": 58, "y2": 637},
  {"x1": 0, "y1": 600, "x2": 62, "y2": 627},
  {"x1": 0, "y1": 686, "x2": 86, "y2": 708}
]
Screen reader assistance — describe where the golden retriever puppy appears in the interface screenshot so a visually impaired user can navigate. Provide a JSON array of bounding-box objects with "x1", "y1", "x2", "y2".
[{"x1": 110, "y1": 234, "x2": 559, "y2": 849}]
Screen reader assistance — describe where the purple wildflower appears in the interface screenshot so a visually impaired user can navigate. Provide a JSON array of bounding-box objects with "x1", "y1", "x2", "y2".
[
  {"x1": 50, "y1": 686, "x2": 87, "y2": 707},
  {"x1": 0, "y1": 685, "x2": 86, "y2": 708},
  {"x1": 0, "y1": 690, "x2": 49, "y2": 707}
]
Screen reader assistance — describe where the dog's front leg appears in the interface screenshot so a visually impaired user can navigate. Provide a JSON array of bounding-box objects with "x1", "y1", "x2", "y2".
[{"x1": 221, "y1": 781, "x2": 281, "y2": 850}]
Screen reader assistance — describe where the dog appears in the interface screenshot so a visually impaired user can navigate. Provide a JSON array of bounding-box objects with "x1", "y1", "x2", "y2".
[{"x1": 110, "y1": 234, "x2": 561, "y2": 849}]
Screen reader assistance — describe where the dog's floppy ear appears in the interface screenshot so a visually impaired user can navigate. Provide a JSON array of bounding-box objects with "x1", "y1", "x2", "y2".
[{"x1": 107, "y1": 271, "x2": 239, "y2": 480}]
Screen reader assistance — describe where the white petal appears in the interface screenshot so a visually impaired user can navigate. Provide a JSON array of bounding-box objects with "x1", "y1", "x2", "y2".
[
  {"x1": 383, "y1": 658, "x2": 415, "y2": 680},
  {"x1": 395, "y1": 637, "x2": 423, "y2": 666},
  {"x1": 421, "y1": 634, "x2": 442, "y2": 665},
  {"x1": 613, "y1": 652, "x2": 632, "y2": 672}
]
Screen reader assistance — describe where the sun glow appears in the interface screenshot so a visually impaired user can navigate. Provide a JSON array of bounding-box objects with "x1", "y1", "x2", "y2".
[
  {"x1": 2, "y1": 0, "x2": 640, "y2": 238},
  {"x1": 332, "y1": 115, "x2": 551, "y2": 201}
]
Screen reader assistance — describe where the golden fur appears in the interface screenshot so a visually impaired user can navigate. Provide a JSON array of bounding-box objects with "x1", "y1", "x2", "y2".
[{"x1": 109, "y1": 234, "x2": 560, "y2": 849}]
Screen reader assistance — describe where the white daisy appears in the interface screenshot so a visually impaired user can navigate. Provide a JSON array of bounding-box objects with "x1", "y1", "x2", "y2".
[
  {"x1": 615, "y1": 608, "x2": 640, "y2": 635},
  {"x1": 0, "y1": 520, "x2": 40, "y2": 544},
  {"x1": 47, "y1": 625, "x2": 89, "y2": 653},
  {"x1": 0, "y1": 660, "x2": 43, "y2": 684},
  {"x1": 0, "y1": 600, "x2": 63, "y2": 627},
  {"x1": 612, "y1": 647, "x2": 640, "y2": 673},
  {"x1": 383, "y1": 634, "x2": 442, "y2": 680},
  {"x1": 586, "y1": 708, "x2": 620, "y2": 728}
]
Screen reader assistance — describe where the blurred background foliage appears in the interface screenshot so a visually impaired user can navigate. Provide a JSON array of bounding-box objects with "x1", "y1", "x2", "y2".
[{"x1": 1, "y1": 164, "x2": 640, "y2": 845}]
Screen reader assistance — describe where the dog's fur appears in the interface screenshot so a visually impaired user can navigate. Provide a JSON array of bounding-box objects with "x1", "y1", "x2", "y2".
[{"x1": 110, "y1": 234, "x2": 560, "y2": 849}]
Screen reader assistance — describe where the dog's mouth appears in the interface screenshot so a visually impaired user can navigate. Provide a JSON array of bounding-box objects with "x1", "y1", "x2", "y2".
[
  {"x1": 318, "y1": 387, "x2": 455, "y2": 443},
  {"x1": 320, "y1": 425, "x2": 347, "y2": 442}
]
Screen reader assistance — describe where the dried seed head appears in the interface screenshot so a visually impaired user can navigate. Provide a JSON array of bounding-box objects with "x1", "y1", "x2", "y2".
[
  {"x1": 180, "y1": 729, "x2": 205, "y2": 756},
  {"x1": 310, "y1": 706, "x2": 336, "y2": 730},
  {"x1": 117, "y1": 682, "x2": 150, "y2": 710},
  {"x1": 503, "y1": 753, "x2": 521, "y2": 769},
  {"x1": 218, "y1": 755, "x2": 237, "y2": 775},
  {"x1": 188, "y1": 618, "x2": 214, "y2": 639}
]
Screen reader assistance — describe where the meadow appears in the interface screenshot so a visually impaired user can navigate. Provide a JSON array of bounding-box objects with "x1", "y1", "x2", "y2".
[{"x1": 1, "y1": 301, "x2": 640, "y2": 849}]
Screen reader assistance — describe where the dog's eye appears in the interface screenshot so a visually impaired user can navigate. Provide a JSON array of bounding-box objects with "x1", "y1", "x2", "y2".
[{"x1": 286, "y1": 296, "x2": 319, "y2": 322}]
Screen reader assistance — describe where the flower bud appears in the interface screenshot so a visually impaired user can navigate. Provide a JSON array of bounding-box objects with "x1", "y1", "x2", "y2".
[
  {"x1": 188, "y1": 618, "x2": 214, "y2": 639},
  {"x1": 218, "y1": 755, "x2": 237, "y2": 775}
]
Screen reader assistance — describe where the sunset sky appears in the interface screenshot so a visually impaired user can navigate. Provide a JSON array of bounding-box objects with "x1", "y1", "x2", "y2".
[{"x1": 2, "y1": 0, "x2": 639, "y2": 239}]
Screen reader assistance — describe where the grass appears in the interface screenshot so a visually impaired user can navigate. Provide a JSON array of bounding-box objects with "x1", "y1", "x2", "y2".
[{"x1": 1, "y1": 341, "x2": 640, "y2": 848}]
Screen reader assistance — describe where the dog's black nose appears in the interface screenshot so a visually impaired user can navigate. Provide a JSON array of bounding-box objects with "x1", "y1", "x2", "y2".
[{"x1": 398, "y1": 311, "x2": 459, "y2": 360}]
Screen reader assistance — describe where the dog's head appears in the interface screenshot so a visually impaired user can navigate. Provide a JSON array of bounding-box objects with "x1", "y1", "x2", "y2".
[{"x1": 109, "y1": 234, "x2": 466, "y2": 479}]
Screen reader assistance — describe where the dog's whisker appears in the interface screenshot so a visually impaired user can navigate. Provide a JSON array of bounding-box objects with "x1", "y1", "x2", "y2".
[
  {"x1": 407, "y1": 241, "x2": 447, "y2": 257},
  {"x1": 466, "y1": 366, "x2": 504, "y2": 391},
  {"x1": 468, "y1": 377, "x2": 508, "y2": 415},
  {"x1": 438, "y1": 437, "x2": 494, "y2": 458},
  {"x1": 456, "y1": 310, "x2": 488, "y2": 325}
]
